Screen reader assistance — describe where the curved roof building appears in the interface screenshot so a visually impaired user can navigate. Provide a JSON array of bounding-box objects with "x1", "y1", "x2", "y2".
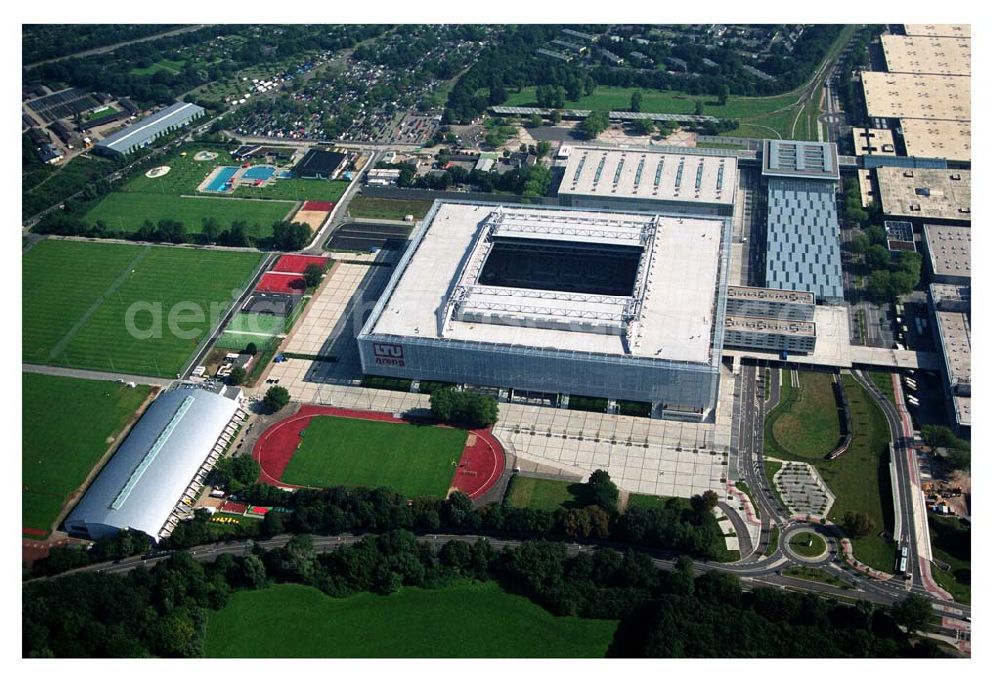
[{"x1": 64, "y1": 384, "x2": 242, "y2": 542}]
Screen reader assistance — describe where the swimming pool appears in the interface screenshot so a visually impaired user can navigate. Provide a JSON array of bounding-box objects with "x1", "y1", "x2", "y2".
[
  {"x1": 243, "y1": 165, "x2": 276, "y2": 181},
  {"x1": 206, "y1": 166, "x2": 238, "y2": 192}
]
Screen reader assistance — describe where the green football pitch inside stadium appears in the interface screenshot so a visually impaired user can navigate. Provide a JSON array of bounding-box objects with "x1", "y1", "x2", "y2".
[
  {"x1": 22, "y1": 373, "x2": 152, "y2": 536},
  {"x1": 22, "y1": 240, "x2": 265, "y2": 377},
  {"x1": 280, "y1": 416, "x2": 468, "y2": 497},
  {"x1": 205, "y1": 582, "x2": 617, "y2": 658}
]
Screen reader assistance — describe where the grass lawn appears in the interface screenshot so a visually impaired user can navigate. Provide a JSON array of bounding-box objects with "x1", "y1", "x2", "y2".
[
  {"x1": 766, "y1": 370, "x2": 842, "y2": 460},
  {"x1": 205, "y1": 581, "x2": 617, "y2": 658},
  {"x1": 928, "y1": 514, "x2": 970, "y2": 604},
  {"x1": 347, "y1": 196, "x2": 433, "y2": 221},
  {"x1": 224, "y1": 312, "x2": 287, "y2": 337},
  {"x1": 83, "y1": 106, "x2": 121, "y2": 123},
  {"x1": 783, "y1": 566, "x2": 854, "y2": 590},
  {"x1": 280, "y1": 416, "x2": 468, "y2": 497},
  {"x1": 504, "y1": 475, "x2": 578, "y2": 510},
  {"x1": 822, "y1": 376, "x2": 896, "y2": 572},
  {"x1": 869, "y1": 371, "x2": 896, "y2": 403},
  {"x1": 22, "y1": 373, "x2": 151, "y2": 536},
  {"x1": 233, "y1": 178, "x2": 350, "y2": 203},
  {"x1": 788, "y1": 532, "x2": 827, "y2": 558},
  {"x1": 83, "y1": 192, "x2": 294, "y2": 234},
  {"x1": 130, "y1": 58, "x2": 185, "y2": 76},
  {"x1": 506, "y1": 85, "x2": 798, "y2": 120},
  {"x1": 23, "y1": 240, "x2": 265, "y2": 377}
]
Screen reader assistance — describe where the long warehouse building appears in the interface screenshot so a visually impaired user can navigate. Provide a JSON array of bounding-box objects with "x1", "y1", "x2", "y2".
[
  {"x1": 95, "y1": 101, "x2": 205, "y2": 157},
  {"x1": 64, "y1": 384, "x2": 245, "y2": 542},
  {"x1": 358, "y1": 201, "x2": 732, "y2": 420}
]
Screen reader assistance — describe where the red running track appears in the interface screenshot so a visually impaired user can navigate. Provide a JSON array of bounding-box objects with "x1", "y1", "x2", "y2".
[
  {"x1": 252, "y1": 405, "x2": 505, "y2": 499},
  {"x1": 272, "y1": 254, "x2": 330, "y2": 274},
  {"x1": 255, "y1": 272, "x2": 306, "y2": 294},
  {"x1": 301, "y1": 200, "x2": 334, "y2": 212}
]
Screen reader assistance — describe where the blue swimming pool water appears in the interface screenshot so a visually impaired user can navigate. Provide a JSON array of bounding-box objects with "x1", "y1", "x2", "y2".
[
  {"x1": 206, "y1": 166, "x2": 238, "y2": 192},
  {"x1": 277, "y1": 170, "x2": 293, "y2": 179},
  {"x1": 243, "y1": 165, "x2": 276, "y2": 181}
]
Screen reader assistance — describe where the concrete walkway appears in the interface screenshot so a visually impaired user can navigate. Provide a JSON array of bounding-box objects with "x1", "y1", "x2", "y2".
[{"x1": 23, "y1": 363, "x2": 175, "y2": 388}]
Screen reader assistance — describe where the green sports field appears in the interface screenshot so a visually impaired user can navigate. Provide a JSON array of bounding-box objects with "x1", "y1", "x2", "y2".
[
  {"x1": 23, "y1": 240, "x2": 265, "y2": 377},
  {"x1": 223, "y1": 311, "x2": 287, "y2": 337},
  {"x1": 83, "y1": 193, "x2": 295, "y2": 234},
  {"x1": 205, "y1": 582, "x2": 617, "y2": 658},
  {"x1": 280, "y1": 416, "x2": 467, "y2": 497},
  {"x1": 22, "y1": 373, "x2": 152, "y2": 536},
  {"x1": 504, "y1": 475, "x2": 578, "y2": 510}
]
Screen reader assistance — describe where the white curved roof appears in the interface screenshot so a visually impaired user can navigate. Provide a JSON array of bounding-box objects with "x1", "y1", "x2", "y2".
[{"x1": 64, "y1": 385, "x2": 238, "y2": 541}]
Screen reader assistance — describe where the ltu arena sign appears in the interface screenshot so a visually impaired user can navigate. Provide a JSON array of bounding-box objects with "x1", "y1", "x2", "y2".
[{"x1": 373, "y1": 343, "x2": 405, "y2": 367}]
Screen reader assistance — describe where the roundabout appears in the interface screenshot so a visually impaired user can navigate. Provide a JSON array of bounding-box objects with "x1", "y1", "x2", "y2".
[{"x1": 781, "y1": 524, "x2": 837, "y2": 565}]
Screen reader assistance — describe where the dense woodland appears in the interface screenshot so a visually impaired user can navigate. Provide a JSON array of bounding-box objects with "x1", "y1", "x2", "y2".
[
  {"x1": 24, "y1": 530, "x2": 943, "y2": 658},
  {"x1": 22, "y1": 25, "x2": 182, "y2": 65}
]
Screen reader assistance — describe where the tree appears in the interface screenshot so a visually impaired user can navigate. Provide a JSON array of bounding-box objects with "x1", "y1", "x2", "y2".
[
  {"x1": 228, "y1": 366, "x2": 246, "y2": 386},
  {"x1": 303, "y1": 263, "x2": 324, "y2": 288},
  {"x1": 695, "y1": 99, "x2": 705, "y2": 116},
  {"x1": 630, "y1": 90, "x2": 642, "y2": 113},
  {"x1": 579, "y1": 110, "x2": 610, "y2": 139},
  {"x1": 841, "y1": 511, "x2": 874, "y2": 537},
  {"x1": 549, "y1": 109, "x2": 563, "y2": 124},
  {"x1": 535, "y1": 140, "x2": 552, "y2": 158},
  {"x1": 245, "y1": 342, "x2": 258, "y2": 356},
  {"x1": 891, "y1": 594, "x2": 934, "y2": 636},
  {"x1": 260, "y1": 510, "x2": 286, "y2": 539},
  {"x1": 691, "y1": 490, "x2": 719, "y2": 514},
  {"x1": 717, "y1": 84, "x2": 730, "y2": 106},
  {"x1": 429, "y1": 388, "x2": 498, "y2": 428},
  {"x1": 202, "y1": 217, "x2": 221, "y2": 243},
  {"x1": 585, "y1": 470, "x2": 619, "y2": 514},
  {"x1": 263, "y1": 386, "x2": 290, "y2": 413},
  {"x1": 633, "y1": 118, "x2": 656, "y2": 136},
  {"x1": 528, "y1": 113, "x2": 543, "y2": 128}
]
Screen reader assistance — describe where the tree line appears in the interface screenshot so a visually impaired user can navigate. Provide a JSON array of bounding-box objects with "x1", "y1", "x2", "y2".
[{"x1": 23, "y1": 529, "x2": 943, "y2": 657}]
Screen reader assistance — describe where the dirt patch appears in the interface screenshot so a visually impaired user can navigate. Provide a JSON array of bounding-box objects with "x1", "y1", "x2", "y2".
[
  {"x1": 145, "y1": 165, "x2": 171, "y2": 178},
  {"x1": 194, "y1": 150, "x2": 219, "y2": 161}
]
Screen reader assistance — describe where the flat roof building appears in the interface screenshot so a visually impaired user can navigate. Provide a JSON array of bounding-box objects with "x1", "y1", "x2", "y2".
[
  {"x1": 875, "y1": 167, "x2": 971, "y2": 223},
  {"x1": 923, "y1": 224, "x2": 971, "y2": 284},
  {"x1": 929, "y1": 283, "x2": 971, "y2": 430},
  {"x1": 880, "y1": 34, "x2": 971, "y2": 76},
  {"x1": 861, "y1": 72, "x2": 970, "y2": 121},
  {"x1": 295, "y1": 149, "x2": 349, "y2": 179},
  {"x1": 899, "y1": 119, "x2": 971, "y2": 163},
  {"x1": 884, "y1": 220, "x2": 917, "y2": 252},
  {"x1": 723, "y1": 315, "x2": 816, "y2": 355},
  {"x1": 358, "y1": 201, "x2": 732, "y2": 419},
  {"x1": 558, "y1": 146, "x2": 738, "y2": 216},
  {"x1": 95, "y1": 102, "x2": 205, "y2": 157},
  {"x1": 903, "y1": 24, "x2": 971, "y2": 39},
  {"x1": 852, "y1": 127, "x2": 896, "y2": 156},
  {"x1": 761, "y1": 140, "x2": 839, "y2": 180},
  {"x1": 726, "y1": 285, "x2": 815, "y2": 321},
  {"x1": 64, "y1": 384, "x2": 244, "y2": 542}
]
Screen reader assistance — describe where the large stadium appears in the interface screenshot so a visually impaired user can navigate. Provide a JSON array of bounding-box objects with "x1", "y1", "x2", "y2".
[{"x1": 358, "y1": 201, "x2": 732, "y2": 420}]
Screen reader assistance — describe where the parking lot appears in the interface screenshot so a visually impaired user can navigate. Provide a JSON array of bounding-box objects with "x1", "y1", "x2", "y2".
[{"x1": 327, "y1": 222, "x2": 412, "y2": 252}]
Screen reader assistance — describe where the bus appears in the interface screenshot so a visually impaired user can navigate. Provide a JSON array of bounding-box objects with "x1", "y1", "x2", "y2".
[{"x1": 897, "y1": 546, "x2": 910, "y2": 576}]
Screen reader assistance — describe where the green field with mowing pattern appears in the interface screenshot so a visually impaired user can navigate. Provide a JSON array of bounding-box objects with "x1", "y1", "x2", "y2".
[{"x1": 23, "y1": 240, "x2": 264, "y2": 377}]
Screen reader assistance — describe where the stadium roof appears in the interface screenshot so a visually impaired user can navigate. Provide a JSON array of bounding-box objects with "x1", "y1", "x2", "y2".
[
  {"x1": 880, "y1": 34, "x2": 971, "y2": 76},
  {"x1": 903, "y1": 24, "x2": 971, "y2": 39},
  {"x1": 924, "y1": 224, "x2": 971, "y2": 281},
  {"x1": 761, "y1": 140, "x2": 839, "y2": 180},
  {"x1": 899, "y1": 119, "x2": 971, "y2": 163},
  {"x1": 558, "y1": 146, "x2": 737, "y2": 207},
  {"x1": 875, "y1": 167, "x2": 971, "y2": 222},
  {"x1": 367, "y1": 201, "x2": 729, "y2": 365},
  {"x1": 64, "y1": 385, "x2": 240, "y2": 542},
  {"x1": 852, "y1": 127, "x2": 896, "y2": 156},
  {"x1": 861, "y1": 72, "x2": 970, "y2": 121},
  {"x1": 96, "y1": 102, "x2": 205, "y2": 153}
]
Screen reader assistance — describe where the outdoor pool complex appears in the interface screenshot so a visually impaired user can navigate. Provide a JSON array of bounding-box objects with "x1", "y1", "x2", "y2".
[
  {"x1": 206, "y1": 166, "x2": 239, "y2": 192},
  {"x1": 243, "y1": 165, "x2": 277, "y2": 181}
]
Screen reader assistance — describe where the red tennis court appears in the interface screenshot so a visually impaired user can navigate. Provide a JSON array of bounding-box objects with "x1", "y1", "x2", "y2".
[
  {"x1": 255, "y1": 272, "x2": 306, "y2": 294},
  {"x1": 272, "y1": 254, "x2": 329, "y2": 274},
  {"x1": 301, "y1": 200, "x2": 334, "y2": 212},
  {"x1": 253, "y1": 405, "x2": 505, "y2": 499}
]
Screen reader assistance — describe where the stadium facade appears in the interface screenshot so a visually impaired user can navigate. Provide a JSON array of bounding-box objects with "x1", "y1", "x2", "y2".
[
  {"x1": 95, "y1": 102, "x2": 205, "y2": 157},
  {"x1": 358, "y1": 201, "x2": 732, "y2": 419},
  {"x1": 64, "y1": 384, "x2": 245, "y2": 542}
]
